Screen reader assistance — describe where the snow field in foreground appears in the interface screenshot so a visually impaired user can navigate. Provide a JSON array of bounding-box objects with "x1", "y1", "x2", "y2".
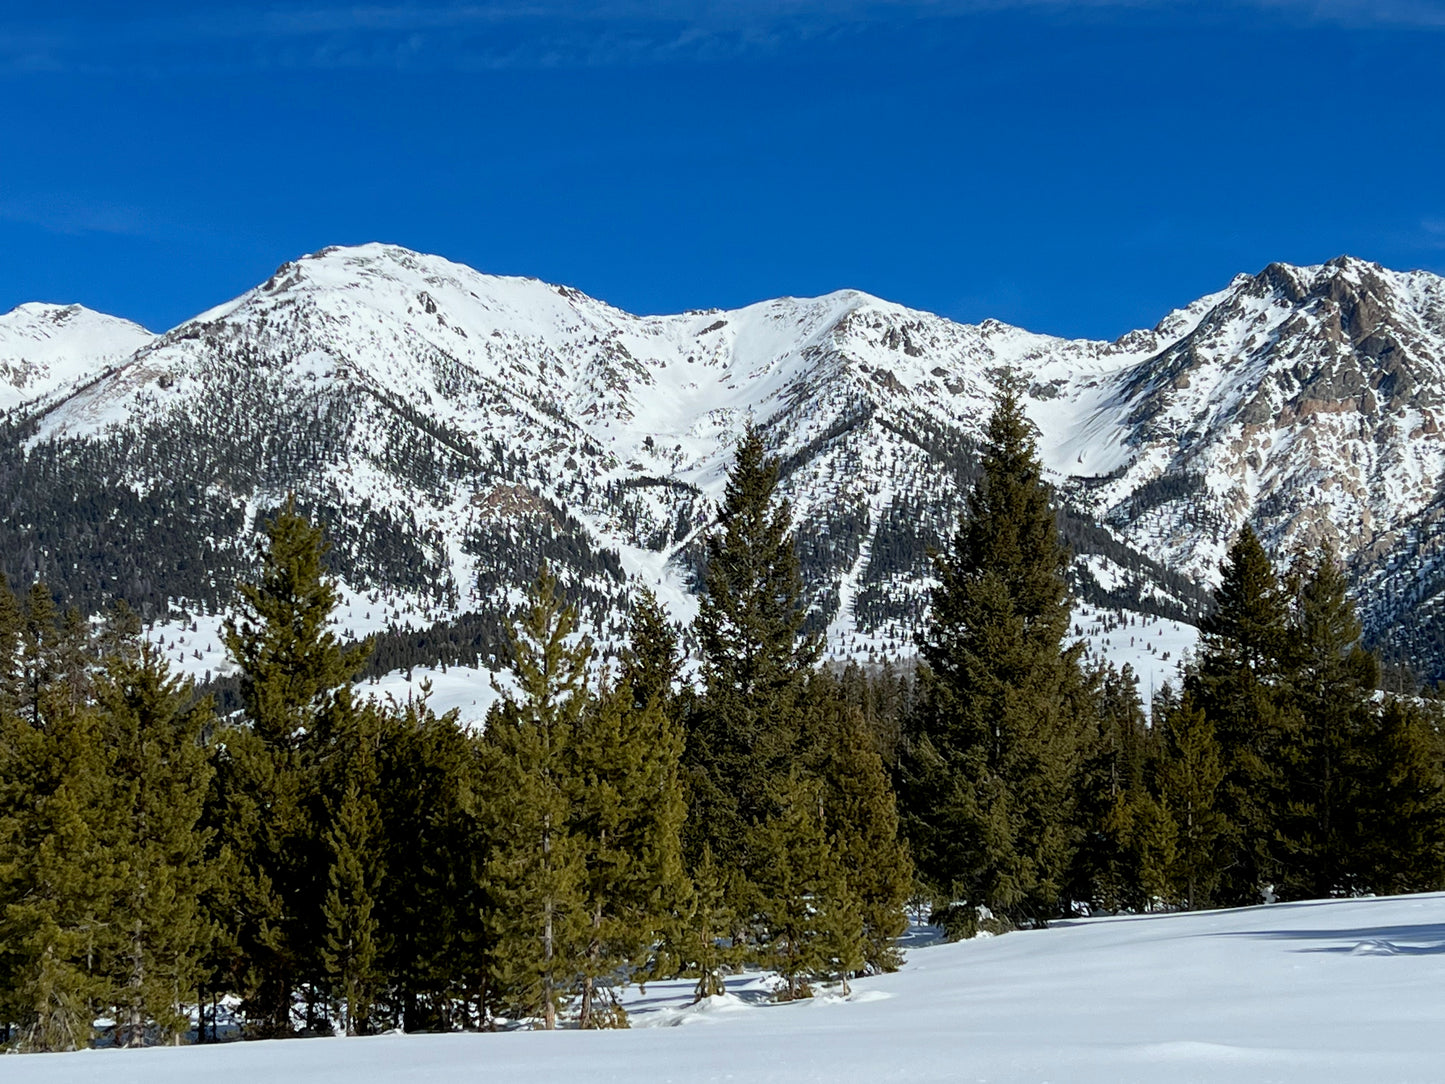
[{"x1": 10, "y1": 891, "x2": 1445, "y2": 1082}]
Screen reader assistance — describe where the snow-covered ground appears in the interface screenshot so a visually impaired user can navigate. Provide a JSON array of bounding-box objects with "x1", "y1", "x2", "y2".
[{"x1": 12, "y1": 892, "x2": 1445, "y2": 1082}]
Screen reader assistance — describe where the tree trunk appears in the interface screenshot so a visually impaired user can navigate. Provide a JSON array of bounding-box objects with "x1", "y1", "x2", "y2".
[{"x1": 578, "y1": 902, "x2": 603, "y2": 1029}]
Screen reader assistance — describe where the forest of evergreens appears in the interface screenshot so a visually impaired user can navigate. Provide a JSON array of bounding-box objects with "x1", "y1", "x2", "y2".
[{"x1": 1, "y1": 382, "x2": 1442, "y2": 1051}]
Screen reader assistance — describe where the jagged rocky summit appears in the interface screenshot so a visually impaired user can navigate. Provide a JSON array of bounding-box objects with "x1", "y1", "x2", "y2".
[{"x1": 4, "y1": 245, "x2": 1444, "y2": 685}]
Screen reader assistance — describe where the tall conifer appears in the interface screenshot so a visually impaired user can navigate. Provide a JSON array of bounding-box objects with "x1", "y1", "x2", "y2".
[
  {"x1": 1185, "y1": 526, "x2": 1300, "y2": 904},
  {"x1": 902, "y1": 374, "x2": 1088, "y2": 927},
  {"x1": 804, "y1": 671, "x2": 911, "y2": 971},
  {"x1": 571, "y1": 595, "x2": 689, "y2": 1027},
  {"x1": 1154, "y1": 691, "x2": 1226, "y2": 910},
  {"x1": 211, "y1": 500, "x2": 367, "y2": 1035},
  {"x1": 92, "y1": 633, "x2": 217, "y2": 1046},
  {"x1": 480, "y1": 565, "x2": 588, "y2": 1030},
  {"x1": 686, "y1": 425, "x2": 819, "y2": 896}
]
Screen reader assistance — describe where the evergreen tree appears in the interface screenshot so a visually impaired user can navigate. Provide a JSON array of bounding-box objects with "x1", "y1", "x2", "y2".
[
  {"x1": 814, "y1": 871, "x2": 867, "y2": 996},
  {"x1": 223, "y1": 499, "x2": 369, "y2": 754},
  {"x1": 480, "y1": 565, "x2": 588, "y2": 1030},
  {"x1": 211, "y1": 500, "x2": 368, "y2": 1036},
  {"x1": 0, "y1": 576, "x2": 22, "y2": 717},
  {"x1": 571, "y1": 597, "x2": 689, "y2": 1028},
  {"x1": 19, "y1": 582, "x2": 60, "y2": 728},
  {"x1": 0, "y1": 688, "x2": 115, "y2": 1051},
  {"x1": 751, "y1": 770, "x2": 837, "y2": 1001},
  {"x1": 620, "y1": 588, "x2": 682, "y2": 715},
  {"x1": 1352, "y1": 698, "x2": 1445, "y2": 894},
  {"x1": 1154, "y1": 691, "x2": 1227, "y2": 910},
  {"x1": 673, "y1": 844, "x2": 742, "y2": 1002},
  {"x1": 372, "y1": 696, "x2": 485, "y2": 1032},
  {"x1": 1185, "y1": 525, "x2": 1300, "y2": 904},
  {"x1": 803, "y1": 671, "x2": 911, "y2": 972},
  {"x1": 318, "y1": 705, "x2": 384, "y2": 1036},
  {"x1": 1070, "y1": 664, "x2": 1159, "y2": 913},
  {"x1": 571, "y1": 679, "x2": 687, "y2": 1028},
  {"x1": 92, "y1": 634, "x2": 217, "y2": 1047},
  {"x1": 1276, "y1": 548, "x2": 1380, "y2": 899},
  {"x1": 901, "y1": 374, "x2": 1088, "y2": 927},
  {"x1": 685, "y1": 424, "x2": 819, "y2": 895}
]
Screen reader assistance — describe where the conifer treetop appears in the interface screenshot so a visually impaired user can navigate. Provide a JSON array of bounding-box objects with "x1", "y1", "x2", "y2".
[
  {"x1": 696, "y1": 424, "x2": 819, "y2": 698},
  {"x1": 224, "y1": 497, "x2": 369, "y2": 748}
]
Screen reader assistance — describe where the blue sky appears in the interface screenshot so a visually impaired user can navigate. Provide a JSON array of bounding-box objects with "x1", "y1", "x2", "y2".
[{"x1": 2, "y1": 1, "x2": 1443, "y2": 340}]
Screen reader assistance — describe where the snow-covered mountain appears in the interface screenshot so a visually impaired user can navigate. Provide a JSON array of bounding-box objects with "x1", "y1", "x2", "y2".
[
  {"x1": 0, "y1": 302, "x2": 154, "y2": 412},
  {"x1": 6, "y1": 244, "x2": 1445, "y2": 685}
]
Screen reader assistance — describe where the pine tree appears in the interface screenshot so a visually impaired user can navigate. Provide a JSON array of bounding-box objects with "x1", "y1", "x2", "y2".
[
  {"x1": 0, "y1": 694, "x2": 116, "y2": 1051},
  {"x1": 0, "y1": 576, "x2": 22, "y2": 717},
  {"x1": 19, "y1": 582, "x2": 60, "y2": 728},
  {"x1": 1154, "y1": 691, "x2": 1227, "y2": 910},
  {"x1": 1276, "y1": 548, "x2": 1380, "y2": 899},
  {"x1": 223, "y1": 499, "x2": 369, "y2": 754},
  {"x1": 1070, "y1": 664, "x2": 1157, "y2": 913},
  {"x1": 320, "y1": 777, "x2": 382, "y2": 1034},
  {"x1": 318, "y1": 701, "x2": 385, "y2": 1035},
  {"x1": 211, "y1": 500, "x2": 369, "y2": 1036},
  {"x1": 620, "y1": 588, "x2": 682, "y2": 715},
  {"x1": 751, "y1": 770, "x2": 836, "y2": 1001},
  {"x1": 902, "y1": 374, "x2": 1088, "y2": 927},
  {"x1": 372, "y1": 696, "x2": 485, "y2": 1031},
  {"x1": 814, "y1": 869, "x2": 867, "y2": 996},
  {"x1": 480, "y1": 565, "x2": 588, "y2": 1030},
  {"x1": 685, "y1": 425, "x2": 819, "y2": 896},
  {"x1": 571, "y1": 597, "x2": 689, "y2": 1028},
  {"x1": 92, "y1": 634, "x2": 217, "y2": 1047},
  {"x1": 1185, "y1": 526, "x2": 1300, "y2": 904},
  {"x1": 1352, "y1": 698, "x2": 1445, "y2": 894},
  {"x1": 675, "y1": 844, "x2": 742, "y2": 1002},
  {"x1": 803, "y1": 671, "x2": 911, "y2": 972}
]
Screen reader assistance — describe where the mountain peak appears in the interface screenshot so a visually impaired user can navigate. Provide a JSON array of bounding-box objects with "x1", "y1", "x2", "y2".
[
  {"x1": 0, "y1": 302, "x2": 155, "y2": 412},
  {"x1": 13, "y1": 244, "x2": 1445, "y2": 683}
]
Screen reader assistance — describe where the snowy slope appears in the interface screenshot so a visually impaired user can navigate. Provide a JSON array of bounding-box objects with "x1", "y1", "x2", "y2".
[
  {"x1": 10, "y1": 892, "x2": 1445, "y2": 1082},
  {"x1": 0, "y1": 303, "x2": 154, "y2": 412},
  {"x1": 15, "y1": 245, "x2": 1208, "y2": 667}
]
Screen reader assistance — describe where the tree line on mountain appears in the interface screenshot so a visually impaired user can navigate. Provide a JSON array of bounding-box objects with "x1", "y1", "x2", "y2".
[{"x1": 3, "y1": 380, "x2": 1444, "y2": 1051}]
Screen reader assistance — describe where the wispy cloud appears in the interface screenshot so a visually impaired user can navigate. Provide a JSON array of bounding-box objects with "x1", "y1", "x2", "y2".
[
  {"x1": 0, "y1": 195, "x2": 149, "y2": 237},
  {"x1": 1249, "y1": 0, "x2": 1445, "y2": 27},
  {"x1": 1, "y1": 1, "x2": 1441, "y2": 77}
]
